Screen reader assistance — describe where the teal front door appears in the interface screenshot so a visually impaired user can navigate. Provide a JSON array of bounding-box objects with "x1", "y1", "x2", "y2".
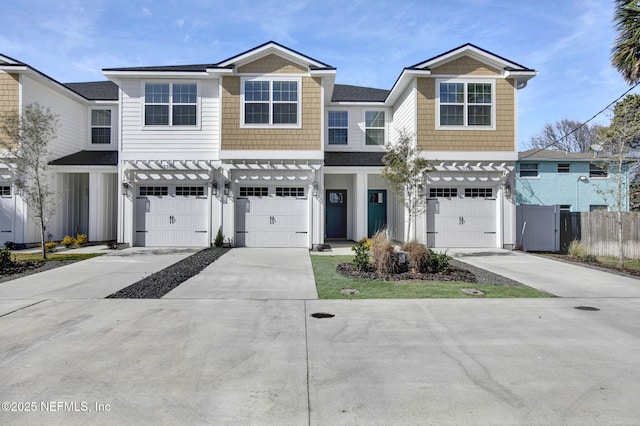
[
  {"x1": 326, "y1": 190, "x2": 347, "y2": 238},
  {"x1": 368, "y1": 189, "x2": 387, "y2": 237}
]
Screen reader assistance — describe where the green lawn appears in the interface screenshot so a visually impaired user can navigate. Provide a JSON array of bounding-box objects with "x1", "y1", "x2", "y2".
[
  {"x1": 310, "y1": 255, "x2": 554, "y2": 299},
  {"x1": 544, "y1": 253, "x2": 640, "y2": 274},
  {"x1": 12, "y1": 252, "x2": 104, "y2": 262}
]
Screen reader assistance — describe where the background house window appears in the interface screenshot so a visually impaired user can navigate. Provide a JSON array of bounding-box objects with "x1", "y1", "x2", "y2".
[
  {"x1": 91, "y1": 110, "x2": 111, "y2": 144},
  {"x1": 439, "y1": 81, "x2": 493, "y2": 127},
  {"x1": 557, "y1": 163, "x2": 570, "y2": 173},
  {"x1": 365, "y1": 111, "x2": 385, "y2": 145},
  {"x1": 590, "y1": 205, "x2": 608, "y2": 211},
  {"x1": 328, "y1": 111, "x2": 348, "y2": 145},
  {"x1": 144, "y1": 83, "x2": 197, "y2": 126},
  {"x1": 243, "y1": 79, "x2": 298, "y2": 125},
  {"x1": 520, "y1": 163, "x2": 538, "y2": 178},
  {"x1": 589, "y1": 164, "x2": 608, "y2": 178}
]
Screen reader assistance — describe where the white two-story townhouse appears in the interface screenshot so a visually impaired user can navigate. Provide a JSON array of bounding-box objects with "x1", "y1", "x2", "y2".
[
  {"x1": 104, "y1": 41, "x2": 335, "y2": 248},
  {"x1": 323, "y1": 44, "x2": 537, "y2": 249},
  {"x1": 0, "y1": 54, "x2": 118, "y2": 247}
]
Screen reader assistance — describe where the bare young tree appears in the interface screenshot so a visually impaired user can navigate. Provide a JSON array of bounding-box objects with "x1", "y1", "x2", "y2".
[
  {"x1": 382, "y1": 130, "x2": 431, "y2": 242},
  {"x1": 528, "y1": 119, "x2": 602, "y2": 153},
  {"x1": 0, "y1": 103, "x2": 59, "y2": 258},
  {"x1": 597, "y1": 94, "x2": 640, "y2": 268}
]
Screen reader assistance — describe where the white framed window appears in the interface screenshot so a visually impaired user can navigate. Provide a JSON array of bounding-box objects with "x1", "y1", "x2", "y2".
[
  {"x1": 175, "y1": 186, "x2": 205, "y2": 197},
  {"x1": 242, "y1": 77, "x2": 301, "y2": 127},
  {"x1": 139, "y1": 186, "x2": 168, "y2": 196},
  {"x1": 91, "y1": 109, "x2": 112, "y2": 144},
  {"x1": 465, "y1": 188, "x2": 493, "y2": 198},
  {"x1": 144, "y1": 82, "x2": 198, "y2": 127},
  {"x1": 0, "y1": 186, "x2": 11, "y2": 197},
  {"x1": 429, "y1": 188, "x2": 458, "y2": 198},
  {"x1": 437, "y1": 79, "x2": 495, "y2": 129},
  {"x1": 365, "y1": 111, "x2": 385, "y2": 145},
  {"x1": 328, "y1": 111, "x2": 348, "y2": 145},
  {"x1": 239, "y1": 187, "x2": 269, "y2": 197},
  {"x1": 276, "y1": 187, "x2": 304, "y2": 197},
  {"x1": 557, "y1": 163, "x2": 570, "y2": 173},
  {"x1": 519, "y1": 163, "x2": 538, "y2": 178}
]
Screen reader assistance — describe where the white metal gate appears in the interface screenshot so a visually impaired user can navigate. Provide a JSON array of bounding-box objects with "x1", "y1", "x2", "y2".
[
  {"x1": 135, "y1": 185, "x2": 209, "y2": 247},
  {"x1": 235, "y1": 186, "x2": 308, "y2": 247}
]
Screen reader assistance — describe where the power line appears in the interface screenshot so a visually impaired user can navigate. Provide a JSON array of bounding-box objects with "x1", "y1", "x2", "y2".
[{"x1": 520, "y1": 81, "x2": 640, "y2": 159}]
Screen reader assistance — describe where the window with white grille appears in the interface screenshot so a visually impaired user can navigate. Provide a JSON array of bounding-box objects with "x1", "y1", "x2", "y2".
[
  {"x1": 239, "y1": 187, "x2": 268, "y2": 197},
  {"x1": 429, "y1": 188, "x2": 457, "y2": 198},
  {"x1": 176, "y1": 186, "x2": 205, "y2": 196},
  {"x1": 275, "y1": 187, "x2": 304, "y2": 197},
  {"x1": 139, "y1": 186, "x2": 168, "y2": 196},
  {"x1": 465, "y1": 188, "x2": 493, "y2": 198}
]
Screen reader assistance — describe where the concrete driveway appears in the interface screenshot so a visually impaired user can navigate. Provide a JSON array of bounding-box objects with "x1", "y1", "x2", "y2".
[
  {"x1": 0, "y1": 247, "x2": 199, "y2": 299},
  {"x1": 164, "y1": 248, "x2": 318, "y2": 300},
  {"x1": 448, "y1": 248, "x2": 640, "y2": 298}
]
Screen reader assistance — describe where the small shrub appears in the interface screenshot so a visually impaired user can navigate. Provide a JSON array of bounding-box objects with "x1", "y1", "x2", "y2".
[
  {"x1": 45, "y1": 241, "x2": 58, "y2": 253},
  {"x1": 0, "y1": 248, "x2": 14, "y2": 272},
  {"x1": 214, "y1": 227, "x2": 224, "y2": 247},
  {"x1": 401, "y1": 240, "x2": 430, "y2": 273},
  {"x1": 61, "y1": 235, "x2": 76, "y2": 248},
  {"x1": 582, "y1": 254, "x2": 599, "y2": 264},
  {"x1": 427, "y1": 250, "x2": 450, "y2": 273},
  {"x1": 568, "y1": 240, "x2": 587, "y2": 258},
  {"x1": 370, "y1": 230, "x2": 398, "y2": 274},
  {"x1": 107, "y1": 240, "x2": 118, "y2": 250},
  {"x1": 75, "y1": 234, "x2": 88, "y2": 246},
  {"x1": 351, "y1": 238, "x2": 371, "y2": 271},
  {"x1": 4, "y1": 241, "x2": 14, "y2": 250}
]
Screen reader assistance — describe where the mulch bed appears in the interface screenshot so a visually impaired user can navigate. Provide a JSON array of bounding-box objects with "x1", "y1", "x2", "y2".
[{"x1": 336, "y1": 262, "x2": 477, "y2": 282}]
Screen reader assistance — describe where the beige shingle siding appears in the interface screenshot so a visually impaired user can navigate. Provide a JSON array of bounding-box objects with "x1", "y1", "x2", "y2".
[
  {"x1": 431, "y1": 56, "x2": 501, "y2": 76},
  {"x1": 221, "y1": 76, "x2": 322, "y2": 150},
  {"x1": 237, "y1": 54, "x2": 307, "y2": 74},
  {"x1": 416, "y1": 76, "x2": 516, "y2": 152},
  {"x1": 0, "y1": 72, "x2": 19, "y2": 146}
]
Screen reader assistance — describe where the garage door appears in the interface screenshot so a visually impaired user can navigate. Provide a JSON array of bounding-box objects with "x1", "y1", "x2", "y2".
[
  {"x1": 135, "y1": 185, "x2": 209, "y2": 247},
  {"x1": 426, "y1": 187, "x2": 496, "y2": 248},
  {"x1": 235, "y1": 186, "x2": 308, "y2": 247}
]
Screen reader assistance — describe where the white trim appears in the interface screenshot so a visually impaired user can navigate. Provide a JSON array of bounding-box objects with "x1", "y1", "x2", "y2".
[
  {"x1": 103, "y1": 71, "x2": 210, "y2": 78},
  {"x1": 49, "y1": 165, "x2": 117, "y2": 173},
  {"x1": 421, "y1": 151, "x2": 518, "y2": 161},
  {"x1": 363, "y1": 109, "x2": 387, "y2": 148},
  {"x1": 88, "y1": 107, "x2": 115, "y2": 147},
  {"x1": 220, "y1": 150, "x2": 324, "y2": 161},
  {"x1": 140, "y1": 80, "x2": 201, "y2": 130},
  {"x1": 217, "y1": 42, "x2": 328, "y2": 69},
  {"x1": 413, "y1": 45, "x2": 524, "y2": 72}
]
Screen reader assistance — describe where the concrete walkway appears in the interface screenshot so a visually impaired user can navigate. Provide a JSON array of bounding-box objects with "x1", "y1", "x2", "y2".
[
  {"x1": 448, "y1": 248, "x2": 640, "y2": 298},
  {"x1": 0, "y1": 247, "x2": 199, "y2": 299},
  {"x1": 165, "y1": 248, "x2": 318, "y2": 299}
]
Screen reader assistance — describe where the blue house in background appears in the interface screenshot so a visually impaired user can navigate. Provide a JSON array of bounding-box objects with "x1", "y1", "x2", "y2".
[{"x1": 516, "y1": 149, "x2": 629, "y2": 212}]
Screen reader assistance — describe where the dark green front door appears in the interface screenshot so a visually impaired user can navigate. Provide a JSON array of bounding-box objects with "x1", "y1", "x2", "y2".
[
  {"x1": 368, "y1": 189, "x2": 387, "y2": 237},
  {"x1": 326, "y1": 190, "x2": 347, "y2": 238}
]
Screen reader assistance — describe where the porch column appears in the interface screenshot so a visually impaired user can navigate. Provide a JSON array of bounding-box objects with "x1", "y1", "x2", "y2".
[{"x1": 355, "y1": 171, "x2": 368, "y2": 240}]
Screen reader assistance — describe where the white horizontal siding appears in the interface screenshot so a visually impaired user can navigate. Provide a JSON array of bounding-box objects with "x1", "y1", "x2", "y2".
[
  {"x1": 120, "y1": 78, "x2": 220, "y2": 155},
  {"x1": 325, "y1": 105, "x2": 392, "y2": 151},
  {"x1": 390, "y1": 82, "x2": 416, "y2": 142},
  {"x1": 22, "y1": 75, "x2": 86, "y2": 161}
]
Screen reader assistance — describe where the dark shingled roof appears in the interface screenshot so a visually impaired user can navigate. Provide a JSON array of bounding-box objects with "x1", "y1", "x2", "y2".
[
  {"x1": 49, "y1": 150, "x2": 118, "y2": 166},
  {"x1": 332, "y1": 84, "x2": 389, "y2": 102},
  {"x1": 64, "y1": 81, "x2": 119, "y2": 100},
  {"x1": 324, "y1": 151, "x2": 385, "y2": 167},
  {"x1": 102, "y1": 63, "x2": 220, "y2": 73}
]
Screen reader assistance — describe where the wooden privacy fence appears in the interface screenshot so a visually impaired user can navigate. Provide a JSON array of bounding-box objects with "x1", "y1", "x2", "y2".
[{"x1": 574, "y1": 211, "x2": 640, "y2": 258}]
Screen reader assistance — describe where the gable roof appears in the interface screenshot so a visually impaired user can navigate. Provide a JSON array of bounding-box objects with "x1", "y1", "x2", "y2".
[
  {"x1": 408, "y1": 43, "x2": 535, "y2": 72},
  {"x1": 63, "y1": 81, "x2": 119, "y2": 101},
  {"x1": 518, "y1": 149, "x2": 597, "y2": 161}
]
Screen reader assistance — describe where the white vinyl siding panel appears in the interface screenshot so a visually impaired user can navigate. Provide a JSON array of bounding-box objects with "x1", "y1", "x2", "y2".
[
  {"x1": 325, "y1": 105, "x2": 391, "y2": 151},
  {"x1": 120, "y1": 79, "x2": 220, "y2": 154},
  {"x1": 22, "y1": 75, "x2": 87, "y2": 160},
  {"x1": 391, "y1": 83, "x2": 416, "y2": 139}
]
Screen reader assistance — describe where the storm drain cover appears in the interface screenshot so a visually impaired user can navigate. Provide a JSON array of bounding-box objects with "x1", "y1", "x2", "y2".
[
  {"x1": 341, "y1": 288, "x2": 360, "y2": 295},
  {"x1": 461, "y1": 288, "x2": 485, "y2": 296},
  {"x1": 311, "y1": 313, "x2": 335, "y2": 319},
  {"x1": 574, "y1": 306, "x2": 600, "y2": 311}
]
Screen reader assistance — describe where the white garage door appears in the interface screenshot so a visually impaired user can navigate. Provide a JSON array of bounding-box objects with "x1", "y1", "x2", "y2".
[
  {"x1": 235, "y1": 186, "x2": 308, "y2": 248},
  {"x1": 135, "y1": 185, "x2": 209, "y2": 247},
  {"x1": 426, "y1": 187, "x2": 496, "y2": 248}
]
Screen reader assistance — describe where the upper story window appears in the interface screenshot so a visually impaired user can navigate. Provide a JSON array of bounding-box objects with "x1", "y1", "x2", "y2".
[
  {"x1": 519, "y1": 163, "x2": 538, "y2": 178},
  {"x1": 242, "y1": 78, "x2": 299, "y2": 126},
  {"x1": 589, "y1": 163, "x2": 608, "y2": 178},
  {"x1": 557, "y1": 163, "x2": 570, "y2": 173},
  {"x1": 144, "y1": 82, "x2": 197, "y2": 126},
  {"x1": 328, "y1": 111, "x2": 348, "y2": 145},
  {"x1": 437, "y1": 80, "x2": 494, "y2": 129},
  {"x1": 91, "y1": 109, "x2": 111, "y2": 144},
  {"x1": 365, "y1": 111, "x2": 385, "y2": 145}
]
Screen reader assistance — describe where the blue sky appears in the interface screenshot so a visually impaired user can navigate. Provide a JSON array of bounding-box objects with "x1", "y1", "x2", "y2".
[{"x1": 0, "y1": 0, "x2": 633, "y2": 149}]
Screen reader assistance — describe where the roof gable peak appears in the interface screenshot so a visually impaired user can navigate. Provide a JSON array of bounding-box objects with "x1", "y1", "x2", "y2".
[
  {"x1": 409, "y1": 43, "x2": 533, "y2": 72},
  {"x1": 217, "y1": 41, "x2": 334, "y2": 70}
]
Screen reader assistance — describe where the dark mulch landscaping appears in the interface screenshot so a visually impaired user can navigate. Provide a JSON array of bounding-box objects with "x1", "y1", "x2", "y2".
[
  {"x1": 336, "y1": 258, "x2": 523, "y2": 286},
  {"x1": 0, "y1": 260, "x2": 77, "y2": 284},
  {"x1": 107, "y1": 247, "x2": 230, "y2": 299}
]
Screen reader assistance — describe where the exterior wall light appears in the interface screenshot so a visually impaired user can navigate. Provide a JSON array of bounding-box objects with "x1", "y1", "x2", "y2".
[
  {"x1": 211, "y1": 180, "x2": 218, "y2": 196},
  {"x1": 504, "y1": 183, "x2": 511, "y2": 198},
  {"x1": 224, "y1": 181, "x2": 230, "y2": 196},
  {"x1": 312, "y1": 181, "x2": 319, "y2": 197},
  {"x1": 122, "y1": 181, "x2": 130, "y2": 196},
  {"x1": 578, "y1": 176, "x2": 587, "y2": 181}
]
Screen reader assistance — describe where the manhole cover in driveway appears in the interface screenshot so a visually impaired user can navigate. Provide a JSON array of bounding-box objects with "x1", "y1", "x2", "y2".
[
  {"x1": 311, "y1": 313, "x2": 335, "y2": 319},
  {"x1": 574, "y1": 306, "x2": 600, "y2": 311}
]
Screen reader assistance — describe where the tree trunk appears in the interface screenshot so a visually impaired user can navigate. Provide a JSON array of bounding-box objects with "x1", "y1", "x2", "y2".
[
  {"x1": 40, "y1": 224, "x2": 47, "y2": 260},
  {"x1": 618, "y1": 210, "x2": 624, "y2": 268}
]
